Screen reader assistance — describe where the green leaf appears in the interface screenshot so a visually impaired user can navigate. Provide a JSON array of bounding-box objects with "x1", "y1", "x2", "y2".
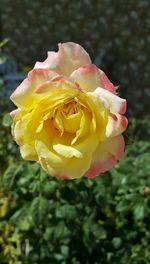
[
  {"x1": 42, "y1": 181, "x2": 59, "y2": 195},
  {"x1": 10, "y1": 205, "x2": 31, "y2": 231},
  {"x1": 3, "y1": 163, "x2": 23, "y2": 190},
  {"x1": 55, "y1": 205, "x2": 77, "y2": 220},
  {"x1": 2, "y1": 113, "x2": 12, "y2": 127},
  {"x1": 53, "y1": 221, "x2": 71, "y2": 240},
  {"x1": 92, "y1": 225, "x2": 107, "y2": 240},
  {"x1": 29, "y1": 196, "x2": 49, "y2": 225},
  {"x1": 112, "y1": 237, "x2": 122, "y2": 249},
  {"x1": 133, "y1": 203, "x2": 145, "y2": 221},
  {"x1": 61, "y1": 245, "x2": 69, "y2": 258},
  {"x1": 116, "y1": 200, "x2": 130, "y2": 213}
]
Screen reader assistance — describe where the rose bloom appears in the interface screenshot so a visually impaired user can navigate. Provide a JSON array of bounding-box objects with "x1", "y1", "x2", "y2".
[{"x1": 10, "y1": 42, "x2": 128, "y2": 179}]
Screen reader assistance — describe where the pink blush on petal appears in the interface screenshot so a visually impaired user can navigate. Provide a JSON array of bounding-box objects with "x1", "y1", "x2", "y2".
[
  {"x1": 120, "y1": 100, "x2": 127, "y2": 115},
  {"x1": 121, "y1": 116, "x2": 128, "y2": 130},
  {"x1": 85, "y1": 135, "x2": 125, "y2": 178},
  {"x1": 85, "y1": 156, "x2": 117, "y2": 178},
  {"x1": 108, "y1": 113, "x2": 128, "y2": 137},
  {"x1": 101, "y1": 72, "x2": 116, "y2": 94},
  {"x1": 115, "y1": 136, "x2": 125, "y2": 160},
  {"x1": 10, "y1": 109, "x2": 20, "y2": 118}
]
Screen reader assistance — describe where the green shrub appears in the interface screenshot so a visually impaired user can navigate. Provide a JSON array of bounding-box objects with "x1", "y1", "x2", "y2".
[{"x1": 0, "y1": 117, "x2": 150, "y2": 264}]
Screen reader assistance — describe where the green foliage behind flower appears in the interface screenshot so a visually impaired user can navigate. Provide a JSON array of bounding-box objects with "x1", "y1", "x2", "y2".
[{"x1": 0, "y1": 114, "x2": 150, "y2": 263}]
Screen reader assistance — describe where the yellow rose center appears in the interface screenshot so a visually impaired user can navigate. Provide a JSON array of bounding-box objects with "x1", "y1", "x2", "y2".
[
  {"x1": 53, "y1": 100, "x2": 83, "y2": 134},
  {"x1": 30, "y1": 86, "x2": 108, "y2": 147}
]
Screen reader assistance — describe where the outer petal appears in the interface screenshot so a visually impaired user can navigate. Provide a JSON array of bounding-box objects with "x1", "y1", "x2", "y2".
[
  {"x1": 85, "y1": 135, "x2": 125, "y2": 178},
  {"x1": 20, "y1": 143, "x2": 38, "y2": 160},
  {"x1": 100, "y1": 70, "x2": 116, "y2": 93},
  {"x1": 35, "y1": 139, "x2": 92, "y2": 179},
  {"x1": 92, "y1": 87, "x2": 127, "y2": 114},
  {"x1": 57, "y1": 154, "x2": 92, "y2": 179},
  {"x1": 40, "y1": 154, "x2": 92, "y2": 180},
  {"x1": 34, "y1": 42, "x2": 91, "y2": 76},
  {"x1": 10, "y1": 69, "x2": 58, "y2": 109},
  {"x1": 12, "y1": 112, "x2": 39, "y2": 160},
  {"x1": 10, "y1": 109, "x2": 21, "y2": 118},
  {"x1": 71, "y1": 64, "x2": 115, "y2": 93},
  {"x1": 106, "y1": 113, "x2": 128, "y2": 137}
]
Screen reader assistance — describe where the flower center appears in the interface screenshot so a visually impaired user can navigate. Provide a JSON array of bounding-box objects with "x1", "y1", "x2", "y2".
[{"x1": 53, "y1": 100, "x2": 83, "y2": 134}]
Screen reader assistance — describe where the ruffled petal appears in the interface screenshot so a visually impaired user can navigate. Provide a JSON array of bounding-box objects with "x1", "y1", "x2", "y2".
[
  {"x1": 85, "y1": 135, "x2": 125, "y2": 178},
  {"x1": 12, "y1": 107, "x2": 44, "y2": 160},
  {"x1": 106, "y1": 113, "x2": 128, "y2": 137},
  {"x1": 100, "y1": 70, "x2": 116, "y2": 93},
  {"x1": 10, "y1": 69, "x2": 58, "y2": 109},
  {"x1": 53, "y1": 133, "x2": 99, "y2": 157},
  {"x1": 93, "y1": 87, "x2": 127, "y2": 114},
  {"x1": 71, "y1": 64, "x2": 115, "y2": 93},
  {"x1": 10, "y1": 109, "x2": 21, "y2": 118},
  {"x1": 34, "y1": 42, "x2": 91, "y2": 76},
  {"x1": 13, "y1": 118, "x2": 38, "y2": 161},
  {"x1": 35, "y1": 139, "x2": 92, "y2": 179},
  {"x1": 20, "y1": 144, "x2": 38, "y2": 160},
  {"x1": 57, "y1": 154, "x2": 92, "y2": 179},
  {"x1": 53, "y1": 144, "x2": 82, "y2": 158}
]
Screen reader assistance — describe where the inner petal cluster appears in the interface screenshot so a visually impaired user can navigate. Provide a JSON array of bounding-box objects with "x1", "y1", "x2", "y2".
[
  {"x1": 41, "y1": 95, "x2": 94, "y2": 148},
  {"x1": 54, "y1": 100, "x2": 83, "y2": 134}
]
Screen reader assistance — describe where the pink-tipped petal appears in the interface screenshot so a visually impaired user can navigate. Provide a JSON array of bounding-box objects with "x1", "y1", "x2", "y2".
[
  {"x1": 70, "y1": 64, "x2": 101, "y2": 92},
  {"x1": 34, "y1": 51, "x2": 59, "y2": 70},
  {"x1": 85, "y1": 135, "x2": 125, "y2": 178},
  {"x1": 85, "y1": 156, "x2": 117, "y2": 178},
  {"x1": 93, "y1": 87, "x2": 127, "y2": 114},
  {"x1": 10, "y1": 69, "x2": 58, "y2": 109},
  {"x1": 10, "y1": 109, "x2": 21, "y2": 118},
  {"x1": 34, "y1": 42, "x2": 91, "y2": 76},
  {"x1": 70, "y1": 64, "x2": 116, "y2": 93},
  {"x1": 100, "y1": 70, "x2": 116, "y2": 94},
  {"x1": 106, "y1": 113, "x2": 128, "y2": 137}
]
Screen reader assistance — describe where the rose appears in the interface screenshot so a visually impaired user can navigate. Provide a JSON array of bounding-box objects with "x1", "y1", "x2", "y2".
[{"x1": 10, "y1": 42, "x2": 128, "y2": 179}]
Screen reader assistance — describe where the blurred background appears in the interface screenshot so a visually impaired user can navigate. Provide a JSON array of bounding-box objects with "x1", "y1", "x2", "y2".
[
  {"x1": 0, "y1": 0, "x2": 150, "y2": 116},
  {"x1": 0, "y1": 1, "x2": 150, "y2": 264}
]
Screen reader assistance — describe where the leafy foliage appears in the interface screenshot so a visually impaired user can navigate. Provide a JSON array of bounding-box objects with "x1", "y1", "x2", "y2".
[{"x1": 0, "y1": 123, "x2": 150, "y2": 263}]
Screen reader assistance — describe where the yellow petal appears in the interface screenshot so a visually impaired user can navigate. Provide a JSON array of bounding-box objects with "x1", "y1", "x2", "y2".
[
  {"x1": 57, "y1": 154, "x2": 92, "y2": 179},
  {"x1": 62, "y1": 111, "x2": 82, "y2": 133},
  {"x1": 10, "y1": 69, "x2": 58, "y2": 109},
  {"x1": 38, "y1": 142, "x2": 92, "y2": 179},
  {"x1": 72, "y1": 109, "x2": 91, "y2": 144},
  {"x1": 53, "y1": 110, "x2": 64, "y2": 135},
  {"x1": 20, "y1": 144, "x2": 38, "y2": 160},
  {"x1": 86, "y1": 92, "x2": 108, "y2": 140},
  {"x1": 53, "y1": 144, "x2": 82, "y2": 158}
]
